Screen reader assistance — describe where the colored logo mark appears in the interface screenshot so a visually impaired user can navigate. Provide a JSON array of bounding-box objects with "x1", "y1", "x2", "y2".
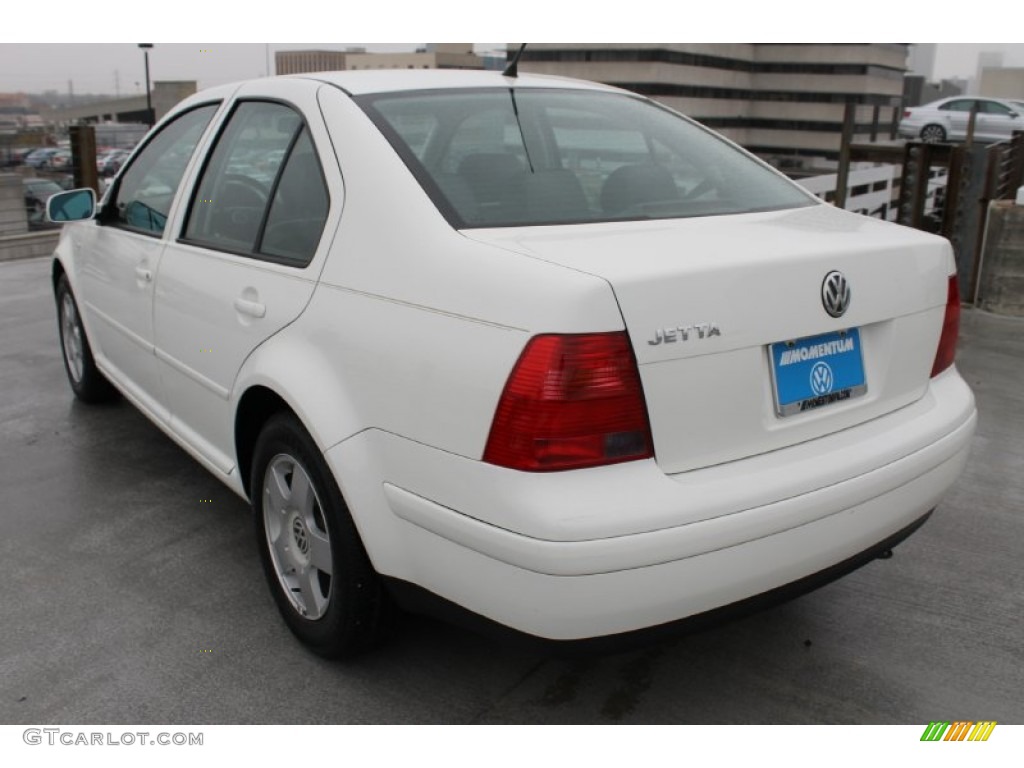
[
  {"x1": 920, "y1": 721, "x2": 997, "y2": 742},
  {"x1": 810, "y1": 361, "x2": 834, "y2": 395}
]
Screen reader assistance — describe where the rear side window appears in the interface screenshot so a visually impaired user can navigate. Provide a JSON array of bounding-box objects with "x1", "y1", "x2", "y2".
[
  {"x1": 260, "y1": 130, "x2": 329, "y2": 264},
  {"x1": 183, "y1": 101, "x2": 329, "y2": 267},
  {"x1": 112, "y1": 104, "x2": 218, "y2": 236},
  {"x1": 940, "y1": 99, "x2": 975, "y2": 113},
  {"x1": 360, "y1": 89, "x2": 813, "y2": 229}
]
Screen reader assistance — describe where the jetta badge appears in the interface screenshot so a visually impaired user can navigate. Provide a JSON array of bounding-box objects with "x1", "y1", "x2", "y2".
[
  {"x1": 648, "y1": 323, "x2": 721, "y2": 346},
  {"x1": 821, "y1": 270, "x2": 851, "y2": 318}
]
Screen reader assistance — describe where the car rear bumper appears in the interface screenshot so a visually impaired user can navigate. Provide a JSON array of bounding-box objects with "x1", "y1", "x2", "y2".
[
  {"x1": 328, "y1": 368, "x2": 976, "y2": 640},
  {"x1": 382, "y1": 508, "x2": 934, "y2": 654}
]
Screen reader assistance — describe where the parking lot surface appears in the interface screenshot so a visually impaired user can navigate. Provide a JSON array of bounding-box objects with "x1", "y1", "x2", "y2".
[{"x1": 1, "y1": 255, "x2": 1021, "y2": 724}]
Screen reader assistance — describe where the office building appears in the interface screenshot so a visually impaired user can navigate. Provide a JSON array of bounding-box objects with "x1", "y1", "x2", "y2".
[
  {"x1": 276, "y1": 44, "x2": 482, "y2": 75},
  {"x1": 978, "y1": 67, "x2": 1024, "y2": 100}
]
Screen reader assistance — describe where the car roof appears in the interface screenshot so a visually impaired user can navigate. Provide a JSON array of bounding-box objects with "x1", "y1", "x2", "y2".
[
  {"x1": 169, "y1": 70, "x2": 631, "y2": 123},
  {"x1": 286, "y1": 70, "x2": 624, "y2": 96},
  {"x1": 187, "y1": 70, "x2": 618, "y2": 101},
  {"x1": 933, "y1": 95, "x2": 1014, "y2": 104}
]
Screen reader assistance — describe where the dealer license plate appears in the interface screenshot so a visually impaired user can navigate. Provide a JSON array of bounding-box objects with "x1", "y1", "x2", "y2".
[{"x1": 769, "y1": 329, "x2": 867, "y2": 417}]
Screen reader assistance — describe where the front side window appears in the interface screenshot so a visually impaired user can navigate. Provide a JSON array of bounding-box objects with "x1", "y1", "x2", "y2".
[
  {"x1": 183, "y1": 101, "x2": 329, "y2": 267},
  {"x1": 359, "y1": 89, "x2": 814, "y2": 228},
  {"x1": 980, "y1": 100, "x2": 1012, "y2": 116},
  {"x1": 111, "y1": 104, "x2": 218, "y2": 236}
]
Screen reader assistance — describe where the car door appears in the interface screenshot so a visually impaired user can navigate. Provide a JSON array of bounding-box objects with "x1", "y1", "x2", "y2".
[
  {"x1": 977, "y1": 99, "x2": 1020, "y2": 142},
  {"x1": 153, "y1": 80, "x2": 339, "y2": 476},
  {"x1": 72, "y1": 103, "x2": 219, "y2": 417},
  {"x1": 938, "y1": 98, "x2": 975, "y2": 140}
]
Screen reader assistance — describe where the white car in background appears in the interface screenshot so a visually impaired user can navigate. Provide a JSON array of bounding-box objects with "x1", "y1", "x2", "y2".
[
  {"x1": 47, "y1": 70, "x2": 976, "y2": 657},
  {"x1": 899, "y1": 95, "x2": 1024, "y2": 143}
]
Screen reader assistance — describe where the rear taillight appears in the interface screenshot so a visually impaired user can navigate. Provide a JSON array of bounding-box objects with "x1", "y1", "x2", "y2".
[
  {"x1": 931, "y1": 274, "x2": 961, "y2": 377},
  {"x1": 903, "y1": 109, "x2": 912, "y2": 119},
  {"x1": 483, "y1": 332, "x2": 654, "y2": 471}
]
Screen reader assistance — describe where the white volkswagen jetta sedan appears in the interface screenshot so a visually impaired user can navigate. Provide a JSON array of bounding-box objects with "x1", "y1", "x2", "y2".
[{"x1": 48, "y1": 70, "x2": 976, "y2": 657}]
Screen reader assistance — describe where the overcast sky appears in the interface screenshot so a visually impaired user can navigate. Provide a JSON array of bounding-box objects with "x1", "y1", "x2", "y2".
[
  {"x1": 1, "y1": 42, "x2": 1021, "y2": 95},
  {"x1": 4, "y1": 1, "x2": 1021, "y2": 94}
]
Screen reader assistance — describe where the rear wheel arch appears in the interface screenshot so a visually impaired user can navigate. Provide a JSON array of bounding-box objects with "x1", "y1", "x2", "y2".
[
  {"x1": 234, "y1": 383, "x2": 355, "y2": 502},
  {"x1": 232, "y1": 338, "x2": 367, "y2": 497},
  {"x1": 235, "y1": 385, "x2": 295, "y2": 500}
]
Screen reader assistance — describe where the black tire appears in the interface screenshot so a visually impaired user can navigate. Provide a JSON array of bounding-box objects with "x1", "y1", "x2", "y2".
[
  {"x1": 251, "y1": 412, "x2": 393, "y2": 658},
  {"x1": 55, "y1": 274, "x2": 117, "y2": 403},
  {"x1": 920, "y1": 124, "x2": 946, "y2": 143}
]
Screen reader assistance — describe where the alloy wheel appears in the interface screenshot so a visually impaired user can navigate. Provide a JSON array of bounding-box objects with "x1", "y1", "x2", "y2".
[
  {"x1": 262, "y1": 453, "x2": 334, "y2": 620},
  {"x1": 60, "y1": 293, "x2": 84, "y2": 384}
]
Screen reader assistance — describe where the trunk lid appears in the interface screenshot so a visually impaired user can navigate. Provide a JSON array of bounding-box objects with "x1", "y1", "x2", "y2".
[{"x1": 464, "y1": 204, "x2": 952, "y2": 474}]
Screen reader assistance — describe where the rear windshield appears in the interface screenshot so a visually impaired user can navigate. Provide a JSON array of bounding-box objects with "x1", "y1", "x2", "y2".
[{"x1": 357, "y1": 88, "x2": 814, "y2": 228}]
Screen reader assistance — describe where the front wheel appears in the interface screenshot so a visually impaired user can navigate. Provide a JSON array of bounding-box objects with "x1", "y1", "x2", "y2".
[
  {"x1": 56, "y1": 274, "x2": 117, "y2": 403},
  {"x1": 251, "y1": 413, "x2": 393, "y2": 658}
]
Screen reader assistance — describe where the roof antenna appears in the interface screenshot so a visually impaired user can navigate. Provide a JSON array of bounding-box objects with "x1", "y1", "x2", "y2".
[{"x1": 503, "y1": 44, "x2": 527, "y2": 78}]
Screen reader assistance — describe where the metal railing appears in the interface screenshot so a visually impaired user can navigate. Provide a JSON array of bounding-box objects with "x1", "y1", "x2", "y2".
[{"x1": 817, "y1": 120, "x2": 1024, "y2": 303}]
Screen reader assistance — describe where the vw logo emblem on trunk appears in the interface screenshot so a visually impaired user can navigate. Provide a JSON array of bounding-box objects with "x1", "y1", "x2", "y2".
[{"x1": 822, "y1": 271, "x2": 851, "y2": 318}]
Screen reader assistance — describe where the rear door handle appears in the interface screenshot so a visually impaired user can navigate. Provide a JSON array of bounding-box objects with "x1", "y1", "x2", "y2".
[
  {"x1": 234, "y1": 297, "x2": 266, "y2": 318},
  {"x1": 134, "y1": 266, "x2": 152, "y2": 283}
]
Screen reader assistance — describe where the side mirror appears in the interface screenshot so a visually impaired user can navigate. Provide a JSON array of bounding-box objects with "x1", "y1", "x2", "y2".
[
  {"x1": 1009, "y1": 111, "x2": 1019, "y2": 119},
  {"x1": 46, "y1": 188, "x2": 96, "y2": 223}
]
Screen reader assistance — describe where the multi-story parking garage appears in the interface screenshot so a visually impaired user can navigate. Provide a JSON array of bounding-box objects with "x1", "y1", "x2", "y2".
[{"x1": 515, "y1": 43, "x2": 908, "y2": 170}]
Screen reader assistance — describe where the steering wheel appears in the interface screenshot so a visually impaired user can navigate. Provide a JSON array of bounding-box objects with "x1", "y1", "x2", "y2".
[{"x1": 222, "y1": 174, "x2": 268, "y2": 207}]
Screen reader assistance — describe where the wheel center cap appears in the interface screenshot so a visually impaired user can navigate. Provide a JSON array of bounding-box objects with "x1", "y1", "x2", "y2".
[{"x1": 291, "y1": 516, "x2": 310, "y2": 556}]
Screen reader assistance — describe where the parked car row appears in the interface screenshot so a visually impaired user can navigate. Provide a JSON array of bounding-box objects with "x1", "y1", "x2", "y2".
[
  {"x1": 23, "y1": 147, "x2": 69, "y2": 169},
  {"x1": 97, "y1": 148, "x2": 131, "y2": 176},
  {"x1": 6, "y1": 144, "x2": 136, "y2": 175}
]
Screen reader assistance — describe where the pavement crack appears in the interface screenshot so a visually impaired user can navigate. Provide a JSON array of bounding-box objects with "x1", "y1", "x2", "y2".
[{"x1": 467, "y1": 658, "x2": 547, "y2": 724}]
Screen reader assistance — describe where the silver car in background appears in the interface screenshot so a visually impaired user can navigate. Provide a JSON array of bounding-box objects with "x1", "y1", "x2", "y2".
[{"x1": 899, "y1": 96, "x2": 1024, "y2": 143}]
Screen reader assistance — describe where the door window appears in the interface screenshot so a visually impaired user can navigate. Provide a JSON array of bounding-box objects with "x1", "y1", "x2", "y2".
[
  {"x1": 939, "y1": 99, "x2": 975, "y2": 113},
  {"x1": 183, "y1": 101, "x2": 329, "y2": 267},
  {"x1": 111, "y1": 104, "x2": 218, "y2": 236},
  {"x1": 259, "y1": 129, "x2": 329, "y2": 265},
  {"x1": 979, "y1": 100, "x2": 1012, "y2": 116}
]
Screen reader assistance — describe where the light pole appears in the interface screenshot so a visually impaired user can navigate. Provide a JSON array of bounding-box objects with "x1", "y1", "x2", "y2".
[{"x1": 138, "y1": 44, "x2": 153, "y2": 126}]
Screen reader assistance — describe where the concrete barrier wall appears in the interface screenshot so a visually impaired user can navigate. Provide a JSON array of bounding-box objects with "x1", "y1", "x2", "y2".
[
  {"x1": 978, "y1": 201, "x2": 1024, "y2": 317},
  {"x1": 0, "y1": 230, "x2": 60, "y2": 262},
  {"x1": 0, "y1": 174, "x2": 28, "y2": 237}
]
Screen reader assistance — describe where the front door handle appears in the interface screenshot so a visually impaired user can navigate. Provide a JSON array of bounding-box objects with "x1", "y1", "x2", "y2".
[
  {"x1": 134, "y1": 266, "x2": 152, "y2": 283},
  {"x1": 234, "y1": 297, "x2": 266, "y2": 318}
]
